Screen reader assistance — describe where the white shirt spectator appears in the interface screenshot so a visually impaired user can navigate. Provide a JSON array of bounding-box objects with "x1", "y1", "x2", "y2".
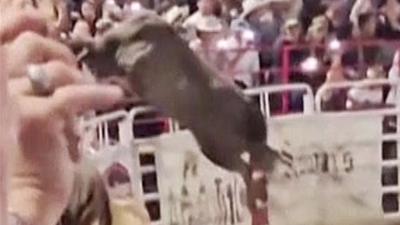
[
  {"x1": 220, "y1": 35, "x2": 260, "y2": 87},
  {"x1": 346, "y1": 66, "x2": 385, "y2": 109},
  {"x1": 347, "y1": 87, "x2": 383, "y2": 108}
]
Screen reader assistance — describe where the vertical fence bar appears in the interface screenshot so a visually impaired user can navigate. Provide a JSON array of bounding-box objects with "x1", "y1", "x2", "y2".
[{"x1": 282, "y1": 46, "x2": 291, "y2": 114}]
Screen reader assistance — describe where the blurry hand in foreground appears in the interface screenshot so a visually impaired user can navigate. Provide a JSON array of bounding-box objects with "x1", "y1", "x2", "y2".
[{"x1": 0, "y1": 9, "x2": 123, "y2": 225}]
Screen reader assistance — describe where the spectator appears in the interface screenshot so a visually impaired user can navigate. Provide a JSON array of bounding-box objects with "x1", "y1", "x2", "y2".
[
  {"x1": 272, "y1": 18, "x2": 308, "y2": 111},
  {"x1": 350, "y1": 0, "x2": 374, "y2": 32},
  {"x1": 183, "y1": 0, "x2": 222, "y2": 28},
  {"x1": 239, "y1": 0, "x2": 290, "y2": 46},
  {"x1": 305, "y1": 15, "x2": 330, "y2": 90},
  {"x1": 343, "y1": 12, "x2": 381, "y2": 78},
  {"x1": 189, "y1": 15, "x2": 226, "y2": 71},
  {"x1": 220, "y1": 26, "x2": 261, "y2": 88},
  {"x1": 299, "y1": 0, "x2": 329, "y2": 31},
  {"x1": 325, "y1": 0, "x2": 353, "y2": 39},
  {"x1": 306, "y1": 15, "x2": 330, "y2": 45},
  {"x1": 272, "y1": 18, "x2": 305, "y2": 69},
  {"x1": 346, "y1": 64, "x2": 386, "y2": 110}
]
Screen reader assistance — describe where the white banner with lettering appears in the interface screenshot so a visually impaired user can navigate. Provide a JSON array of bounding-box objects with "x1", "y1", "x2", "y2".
[
  {"x1": 267, "y1": 114, "x2": 384, "y2": 225},
  {"x1": 149, "y1": 131, "x2": 252, "y2": 225}
]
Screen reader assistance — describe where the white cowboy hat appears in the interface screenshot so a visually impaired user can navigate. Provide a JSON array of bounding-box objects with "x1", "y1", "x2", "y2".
[
  {"x1": 195, "y1": 16, "x2": 224, "y2": 32},
  {"x1": 241, "y1": 0, "x2": 290, "y2": 19}
]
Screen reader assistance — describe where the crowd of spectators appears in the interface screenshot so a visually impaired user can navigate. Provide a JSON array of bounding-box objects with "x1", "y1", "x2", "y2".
[
  {"x1": 4, "y1": 0, "x2": 398, "y2": 112},
  {"x1": 2, "y1": 0, "x2": 399, "y2": 113},
  {"x1": 42, "y1": 0, "x2": 399, "y2": 112}
]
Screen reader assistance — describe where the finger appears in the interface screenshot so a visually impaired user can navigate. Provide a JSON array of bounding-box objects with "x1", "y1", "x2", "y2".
[
  {"x1": 0, "y1": 10, "x2": 48, "y2": 44},
  {"x1": 6, "y1": 32, "x2": 76, "y2": 77},
  {"x1": 8, "y1": 61, "x2": 83, "y2": 96},
  {"x1": 51, "y1": 85, "x2": 124, "y2": 115}
]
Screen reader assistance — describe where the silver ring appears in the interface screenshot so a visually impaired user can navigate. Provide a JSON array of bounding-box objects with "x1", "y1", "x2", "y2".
[{"x1": 27, "y1": 65, "x2": 52, "y2": 96}]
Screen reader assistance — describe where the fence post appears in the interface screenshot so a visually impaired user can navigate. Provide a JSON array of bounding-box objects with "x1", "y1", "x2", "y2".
[{"x1": 282, "y1": 46, "x2": 291, "y2": 114}]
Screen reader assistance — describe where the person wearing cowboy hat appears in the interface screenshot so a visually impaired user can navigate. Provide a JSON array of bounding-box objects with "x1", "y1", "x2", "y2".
[
  {"x1": 189, "y1": 16, "x2": 227, "y2": 71},
  {"x1": 180, "y1": 0, "x2": 222, "y2": 40},
  {"x1": 235, "y1": 0, "x2": 293, "y2": 45}
]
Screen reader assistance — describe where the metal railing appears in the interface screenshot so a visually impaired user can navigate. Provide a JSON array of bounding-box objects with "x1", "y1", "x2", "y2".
[
  {"x1": 315, "y1": 79, "x2": 400, "y2": 112},
  {"x1": 244, "y1": 83, "x2": 314, "y2": 118},
  {"x1": 81, "y1": 80, "x2": 400, "y2": 224}
]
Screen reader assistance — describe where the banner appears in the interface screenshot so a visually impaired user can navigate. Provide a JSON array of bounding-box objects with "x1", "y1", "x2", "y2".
[
  {"x1": 267, "y1": 114, "x2": 384, "y2": 225},
  {"x1": 153, "y1": 131, "x2": 252, "y2": 225}
]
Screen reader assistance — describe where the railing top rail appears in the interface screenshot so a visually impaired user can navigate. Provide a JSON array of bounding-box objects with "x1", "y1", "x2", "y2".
[
  {"x1": 82, "y1": 110, "x2": 128, "y2": 127},
  {"x1": 127, "y1": 106, "x2": 157, "y2": 120},
  {"x1": 315, "y1": 79, "x2": 400, "y2": 112},
  {"x1": 244, "y1": 83, "x2": 313, "y2": 96},
  {"x1": 268, "y1": 108, "x2": 400, "y2": 121}
]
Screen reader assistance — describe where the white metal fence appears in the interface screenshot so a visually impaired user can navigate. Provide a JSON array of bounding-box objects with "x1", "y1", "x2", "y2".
[{"x1": 81, "y1": 79, "x2": 400, "y2": 224}]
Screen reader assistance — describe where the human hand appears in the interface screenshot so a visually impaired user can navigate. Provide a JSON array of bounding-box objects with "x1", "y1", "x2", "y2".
[{"x1": 0, "y1": 10, "x2": 123, "y2": 225}]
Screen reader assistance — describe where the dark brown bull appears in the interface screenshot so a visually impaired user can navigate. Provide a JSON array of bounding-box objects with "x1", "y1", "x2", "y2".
[{"x1": 70, "y1": 13, "x2": 279, "y2": 179}]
